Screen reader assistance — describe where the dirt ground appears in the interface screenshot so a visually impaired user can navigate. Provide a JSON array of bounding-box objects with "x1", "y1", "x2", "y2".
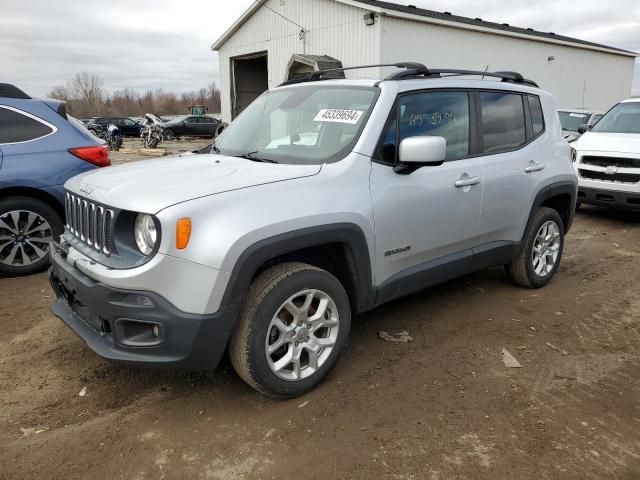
[{"x1": 1, "y1": 200, "x2": 640, "y2": 479}]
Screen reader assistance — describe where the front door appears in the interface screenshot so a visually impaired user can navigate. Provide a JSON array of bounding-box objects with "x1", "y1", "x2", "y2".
[{"x1": 370, "y1": 90, "x2": 484, "y2": 288}]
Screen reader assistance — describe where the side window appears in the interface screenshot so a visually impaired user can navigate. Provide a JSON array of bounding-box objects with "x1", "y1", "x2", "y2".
[
  {"x1": 0, "y1": 106, "x2": 54, "y2": 144},
  {"x1": 480, "y1": 92, "x2": 526, "y2": 153},
  {"x1": 527, "y1": 95, "x2": 544, "y2": 137},
  {"x1": 590, "y1": 114, "x2": 602, "y2": 125},
  {"x1": 123, "y1": 118, "x2": 135, "y2": 126},
  {"x1": 374, "y1": 91, "x2": 470, "y2": 162}
]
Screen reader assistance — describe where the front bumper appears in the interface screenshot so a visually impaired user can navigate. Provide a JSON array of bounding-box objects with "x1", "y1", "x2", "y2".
[
  {"x1": 578, "y1": 186, "x2": 640, "y2": 210},
  {"x1": 48, "y1": 242, "x2": 240, "y2": 370}
]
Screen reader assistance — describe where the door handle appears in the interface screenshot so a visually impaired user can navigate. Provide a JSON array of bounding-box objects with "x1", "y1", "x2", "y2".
[
  {"x1": 454, "y1": 176, "x2": 481, "y2": 188},
  {"x1": 524, "y1": 161, "x2": 545, "y2": 173}
]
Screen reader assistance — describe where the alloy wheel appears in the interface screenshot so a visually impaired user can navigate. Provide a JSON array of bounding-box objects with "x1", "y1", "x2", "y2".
[
  {"x1": 0, "y1": 210, "x2": 52, "y2": 267},
  {"x1": 265, "y1": 289, "x2": 339, "y2": 381},
  {"x1": 531, "y1": 220, "x2": 561, "y2": 277}
]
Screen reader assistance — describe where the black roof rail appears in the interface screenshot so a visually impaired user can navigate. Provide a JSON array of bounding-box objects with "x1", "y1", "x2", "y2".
[
  {"x1": 279, "y1": 62, "x2": 429, "y2": 86},
  {"x1": 384, "y1": 67, "x2": 538, "y2": 87},
  {"x1": 0, "y1": 83, "x2": 31, "y2": 99},
  {"x1": 278, "y1": 63, "x2": 538, "y2": 88}
]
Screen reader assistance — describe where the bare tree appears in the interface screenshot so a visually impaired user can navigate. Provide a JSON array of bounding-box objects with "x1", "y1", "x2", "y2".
[
  {"x1": 48, "y1": 85, "x2": 69, "y2": 101},
  {"x1": 68, "y1": 72, "x2": 104, "y2": 117},
  {"x1": 49, "y1": 72, "x2": 222, "y2": 117}
]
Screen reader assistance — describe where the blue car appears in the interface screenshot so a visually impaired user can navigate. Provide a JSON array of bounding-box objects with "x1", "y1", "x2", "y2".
[{"x1": 0, "y1": 83, "x2": 110, "y2": 276}]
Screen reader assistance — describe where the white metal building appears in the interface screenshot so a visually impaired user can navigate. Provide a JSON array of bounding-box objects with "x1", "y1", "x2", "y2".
[{"x1": 212, "y1": 0, "x2": 637, "y2": 122}]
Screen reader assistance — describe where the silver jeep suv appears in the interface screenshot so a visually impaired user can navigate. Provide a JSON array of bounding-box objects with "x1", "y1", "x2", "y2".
[{"x1": 49, "y1": 64, "x2": 577, "y2": 398}]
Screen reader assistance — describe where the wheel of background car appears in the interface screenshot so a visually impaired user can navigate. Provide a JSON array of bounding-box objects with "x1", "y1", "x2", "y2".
[
  {"x1": 229, "y1": 262, "x2": 351, "y2": 398},
  {"x1": 0, "y1": 196, "x2": 63, "y2": 277},
  {"x1": 506, "y1": 207, "x2": 564, "y2": 288},
  {"x1": 163, "y1": 129, "x2": 175, "y2": 141},
  {"x1": 214, "y1": 122, "x2": 228, "y2": 138}
]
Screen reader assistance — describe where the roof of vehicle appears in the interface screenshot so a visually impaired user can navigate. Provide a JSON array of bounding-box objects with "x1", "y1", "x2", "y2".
[
  {"x1": 620, "y1": 98, "x2": 640, "y2": 103},
  {"x1": 275, "y1": 77, "x2": 545, "y2": 95}
]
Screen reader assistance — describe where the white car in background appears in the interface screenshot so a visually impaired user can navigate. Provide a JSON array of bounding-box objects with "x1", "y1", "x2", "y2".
[
  {"x1": 572, "y1": 98, "x2": 640, "y2": 210},
  {"x1": 558, "y1": 108, "x2": 603, "y2": 142}
]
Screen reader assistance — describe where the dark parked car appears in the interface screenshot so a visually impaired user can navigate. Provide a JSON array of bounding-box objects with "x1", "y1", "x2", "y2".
[
  {"x1": 87, "y1": 117, "x2": 143, "y2": 137},
  {"x1": 163, "y1": 116, "x2": 219, "y2": 139},
  {"x1": 0, "y1": 83, "x2": 110, "y2": 276}
]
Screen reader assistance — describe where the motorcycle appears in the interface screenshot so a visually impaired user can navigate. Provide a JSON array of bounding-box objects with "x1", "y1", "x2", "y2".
[
  {"x1": 105, "y1": 124, "x2": 123, "y2": 152},
  {"x1": 140, "y1": 113, "x2": 165, "y2": 149}
]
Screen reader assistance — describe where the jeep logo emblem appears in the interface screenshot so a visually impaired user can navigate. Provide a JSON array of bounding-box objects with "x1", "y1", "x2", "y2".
[
  {"x1": 604, "y1": 166, "x2": 618, "y2": 175},
  {"x1": 79, "y1": 183, "x2": 94, "y2": 195}
]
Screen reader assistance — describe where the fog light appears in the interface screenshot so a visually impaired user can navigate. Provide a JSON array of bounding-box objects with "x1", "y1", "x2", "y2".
[{"x1": 152, "y1": 325, "x2": 160, "y2": 338}]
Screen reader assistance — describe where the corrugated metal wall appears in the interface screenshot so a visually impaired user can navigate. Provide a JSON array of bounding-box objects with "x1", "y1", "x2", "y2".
[
  {"x1": 379, "y1": 16, "x2": 634, "y2": 111},
  {"x1": 217, "y1": 0, "x2": 381, "y2": 122},
  {"x1": 216, "y1": 0, "x2": 635, "y2": 120}
]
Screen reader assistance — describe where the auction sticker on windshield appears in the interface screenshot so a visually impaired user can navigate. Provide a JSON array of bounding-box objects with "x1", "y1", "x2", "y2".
[{"x1": 314, "y1": 109, "x2": 363, "y2": 124}]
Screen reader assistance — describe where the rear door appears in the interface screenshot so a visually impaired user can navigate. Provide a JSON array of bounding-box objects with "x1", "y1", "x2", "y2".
[
  {"x1": 182, "y1": 117, "x2": 196, "y2": 135},
  {"x1": 121, "y1": 118, "x2": 137, "y2": 135},
  {"x1": 476, "y1": 91, "x2": 546, "y2": 244},
  {"x1": 200, "y1": 117, "x2": 216, "y2": 137},
  {"x1": 370, "y1": 89, "x2": 484, "y2": 289}
]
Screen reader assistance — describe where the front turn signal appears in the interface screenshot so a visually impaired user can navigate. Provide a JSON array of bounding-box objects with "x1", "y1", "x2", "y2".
[{"x1": 176, "y1": 218, "x2": 192, "y2": 250}]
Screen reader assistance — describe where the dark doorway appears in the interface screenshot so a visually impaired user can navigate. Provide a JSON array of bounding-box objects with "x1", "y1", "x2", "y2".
[{"x1": 231, "y1": 53, "x2": 268, "y2": 119}]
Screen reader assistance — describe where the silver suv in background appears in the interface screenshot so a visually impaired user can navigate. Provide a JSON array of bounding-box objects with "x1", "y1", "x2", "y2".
[{"x1": 49, "y1": 64, "x2": 577, "y2": 398}]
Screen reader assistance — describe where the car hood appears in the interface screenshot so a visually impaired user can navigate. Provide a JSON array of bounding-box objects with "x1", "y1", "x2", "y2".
[
  {"x1": 65, "y1": 154, "x2": 322, "y2": 213},
  {"x1": 573, "y1": 131, "x2": 640, "y2": 154}
]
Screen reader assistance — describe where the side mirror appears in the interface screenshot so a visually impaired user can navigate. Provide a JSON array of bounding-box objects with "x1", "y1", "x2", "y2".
[
  {"x1": 577, "y1": 124, "x2": 591, "y2": 134},
  {"x1": 395, "y1": 136, "x2": 446, "y2": 174}
]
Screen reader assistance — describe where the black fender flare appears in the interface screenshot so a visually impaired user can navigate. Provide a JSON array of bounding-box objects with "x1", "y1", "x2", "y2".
[
  {"x1": 524, "y1": 180, "x2": 578, "y2": 238},
  {"x1": 220, "y1": 223, "x2": 375, "y2": 313}
]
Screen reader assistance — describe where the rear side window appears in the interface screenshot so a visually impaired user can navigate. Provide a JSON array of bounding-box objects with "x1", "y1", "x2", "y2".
[
  {"x1": 375, "y1": 91, "x2": 470, "y2": 162},
  {"x1": 480, "y1": 92, "x2": 526, "y2": 153},
  {"x1": 0, "y1": 106, "x2": 54, "y2": 144},
  {"x1": 527, "y1": 95, "x2": 544, "y2": 136}
]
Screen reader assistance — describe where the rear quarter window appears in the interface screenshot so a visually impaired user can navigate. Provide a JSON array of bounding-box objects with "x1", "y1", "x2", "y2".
[
  {"x1": 0, "y1": 106, "x2": 55, "y2": 144},
  {"x1": 527, "y1": 95, "x2": 545, "y2": 137}
]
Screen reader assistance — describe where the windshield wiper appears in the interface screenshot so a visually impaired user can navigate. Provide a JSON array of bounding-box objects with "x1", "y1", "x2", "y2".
[
  {"x1": 211, "y1": 142, "x2": 221, "y2": 154},
  {"x1": 235, "y1": 151, "x2": 278, "y2": 163}
]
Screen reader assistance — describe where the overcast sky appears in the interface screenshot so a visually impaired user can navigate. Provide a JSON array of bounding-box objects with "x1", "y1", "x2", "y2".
[{"x1": 1, "y1": 0, "x2": 638, "y2": 97}]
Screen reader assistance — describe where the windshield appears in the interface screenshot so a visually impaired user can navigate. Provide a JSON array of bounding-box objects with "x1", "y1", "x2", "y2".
[
  {"x1": 558, "y1": 111, "x2": 590, "y2": 132},
  {"x1": 591, "y1": 102, "x2": 640, "y2": 134},
  {"x1": 214, "y1": 85, "x2": 378, "y2": 164}
]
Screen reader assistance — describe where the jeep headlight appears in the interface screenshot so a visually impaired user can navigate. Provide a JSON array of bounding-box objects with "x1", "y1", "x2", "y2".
[{"x1": 134, "y1": 213, "x2": 157, "y2": 255}]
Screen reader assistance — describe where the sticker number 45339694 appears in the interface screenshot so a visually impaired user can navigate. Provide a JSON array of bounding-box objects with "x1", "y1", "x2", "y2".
[{"x1": 314, "y1": 109, "x2": 364, "y2": 124}]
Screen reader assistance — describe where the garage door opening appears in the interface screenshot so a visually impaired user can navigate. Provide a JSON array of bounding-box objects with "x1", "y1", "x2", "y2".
[{"x1": 231, "y1": 53, "x2": 268, "y2": 119}]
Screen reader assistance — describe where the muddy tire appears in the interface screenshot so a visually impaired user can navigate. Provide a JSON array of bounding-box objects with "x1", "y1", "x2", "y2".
[
  {"x1": 507, "y1": 207, "x2": 564, "y2": 288},
  {"x1": 229, "y1": 262, "x2": 351, "y2": 398}
]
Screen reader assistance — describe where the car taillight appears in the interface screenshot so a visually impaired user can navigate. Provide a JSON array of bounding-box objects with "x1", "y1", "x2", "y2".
[{"x1": 68, "y1": 145, "x2": 111, "y2": 167}]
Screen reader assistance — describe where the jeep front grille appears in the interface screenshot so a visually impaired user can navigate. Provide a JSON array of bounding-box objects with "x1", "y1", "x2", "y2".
[
  {"x1": 581, "y1": 156, "x2": 640, "y2": 169},
  {"x1": 65, "y1": 193, "x2": 114, "y2": 255}
]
